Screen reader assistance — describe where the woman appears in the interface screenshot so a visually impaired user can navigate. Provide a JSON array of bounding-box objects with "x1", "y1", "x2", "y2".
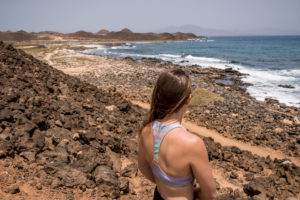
[{"x1": 138, "y1": 68, "x2": 216, "y2": 200}]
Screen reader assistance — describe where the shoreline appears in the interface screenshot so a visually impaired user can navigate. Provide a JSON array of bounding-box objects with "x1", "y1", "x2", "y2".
[
  {"x1": 22, "y1": 42, "x2": 300, "y2": 157},
  {"x1": 75, "y1": 40, "x2": 300, "y2": 108},
  {"x1": 13, "y1": 42, "x2": 300, "y2": 199},
  {"x1": 15, "y1": 40, "x2": 300, "y2": 109}
]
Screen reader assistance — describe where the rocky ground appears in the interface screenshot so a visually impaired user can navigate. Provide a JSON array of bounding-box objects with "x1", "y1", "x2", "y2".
[
  {"x1": 0, "y1": 41, "x2": 299, "y2": 199},
  {"x1": 31, "y1": 43, "x2": 299, "y2": 158},
  {"x1": 0, "y1": 41, "x2": 152, "y2": 199}
]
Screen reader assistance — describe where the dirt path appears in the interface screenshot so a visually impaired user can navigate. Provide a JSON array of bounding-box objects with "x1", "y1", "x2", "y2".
[
  {"x1": 44, "y1": 52, "x2": 54, "y2": 66},
  {"x1": 131, "y1": 100, "x2": 300, "y2": 167},
  {"x1": 44, "y1": 49, "x2": 60, "y2": 66}
]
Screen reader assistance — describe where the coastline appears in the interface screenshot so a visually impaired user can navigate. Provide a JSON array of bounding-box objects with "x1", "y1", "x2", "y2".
[
  {"x1": 77, "y1": 38, "x2": 300, "y2": 108},
  {"x1": 7, "y1": 42, "x2": 300, "y2": 199},
  {"x1": 73, "y1": 44, "x2": 300, "y2": 155},
  {"x1": 22, "y1": 42, "x2": 300, "y2": 157}
]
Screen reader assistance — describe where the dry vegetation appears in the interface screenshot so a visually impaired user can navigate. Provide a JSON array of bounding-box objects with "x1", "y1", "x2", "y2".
[{"x1": 190, "y1": 88, "x2": 225, "y2": 106}]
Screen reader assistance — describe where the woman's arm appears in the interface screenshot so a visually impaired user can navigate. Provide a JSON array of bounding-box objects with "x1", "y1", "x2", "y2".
[
  {"x1": 189, "y1": 137, "x2": 216, "y2": 200},
  {"x1": 138, "y1": 127, "x2": 155, "y2": 183}
]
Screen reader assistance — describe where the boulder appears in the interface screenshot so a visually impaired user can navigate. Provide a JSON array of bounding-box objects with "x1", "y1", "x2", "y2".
[
  {"x1": 243, "y1": 183, "x2": 266, "y2": 197},
  {"x1": 93, "y1": 165, "x2": 118, "y2": 186}
]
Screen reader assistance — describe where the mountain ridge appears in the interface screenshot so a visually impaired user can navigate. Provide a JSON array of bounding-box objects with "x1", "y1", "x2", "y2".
[{"x1": 0, "y1": 28, "x2": 204, "y2": 42}]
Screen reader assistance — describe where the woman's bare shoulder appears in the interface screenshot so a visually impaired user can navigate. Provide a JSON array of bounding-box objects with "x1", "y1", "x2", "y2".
[
  {"x1": 141, "y1": 123, "x2": 152, "y2": 137},
  {"x1": 139, "y1": 123, "x2": 154, "y2": 162},
  {"x1": 174, "y1": 129, "x2": 206, "y2": 152},
  {"x1": 185, "y1": 131, "x2": 207, "y2": 158},
  {"x1": 140, "y1": 123, "x2": 153, "y2": 145}
]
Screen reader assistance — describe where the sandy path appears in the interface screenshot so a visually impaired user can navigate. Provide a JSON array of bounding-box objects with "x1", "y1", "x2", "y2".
[
  {"x1": 44, "y1": 49, "x2": 59, "y2": 66},
  {"x1": 131, "y1": 100, "x2": 300, "y2": 167}
]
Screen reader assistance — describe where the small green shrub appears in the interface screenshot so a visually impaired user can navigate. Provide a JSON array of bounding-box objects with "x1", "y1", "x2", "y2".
[{"x1": 189, "y1": 88, "x2": 224, "y2": 106}]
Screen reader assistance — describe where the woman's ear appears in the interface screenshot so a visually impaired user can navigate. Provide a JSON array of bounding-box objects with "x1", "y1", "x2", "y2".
[{"x1": 185, "y1": 94, "x2": 192, "y2": 105}]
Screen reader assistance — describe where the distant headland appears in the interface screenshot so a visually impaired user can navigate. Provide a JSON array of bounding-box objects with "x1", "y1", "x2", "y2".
[{"x1": 0, "y1": 28, "x2": 204, "y2": 42}]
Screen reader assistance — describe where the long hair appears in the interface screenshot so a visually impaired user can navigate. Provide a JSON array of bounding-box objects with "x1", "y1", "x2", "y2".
[{"x1": 142, "y1": 68, "x2": 191, "y2": 128}]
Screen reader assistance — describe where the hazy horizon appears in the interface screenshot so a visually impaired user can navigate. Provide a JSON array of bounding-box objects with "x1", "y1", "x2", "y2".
[{"x1": 1, "y1": 0, "x2": 300, "y2": 36}]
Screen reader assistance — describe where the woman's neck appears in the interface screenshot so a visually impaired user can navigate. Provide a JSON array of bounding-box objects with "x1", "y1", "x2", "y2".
[{"x1": 160, "y1": 106, "x2": 186, "y2": 124}]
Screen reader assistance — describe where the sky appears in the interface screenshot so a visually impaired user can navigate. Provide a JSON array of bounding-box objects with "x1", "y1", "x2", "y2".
[{"x1": 1, "y1": 0, "x2": 300, "y2": 35}]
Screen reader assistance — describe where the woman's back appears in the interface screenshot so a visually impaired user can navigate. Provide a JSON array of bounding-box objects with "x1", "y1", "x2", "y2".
[{"x1": 140, "y1": 120, "x2": 209, "y2": 199}]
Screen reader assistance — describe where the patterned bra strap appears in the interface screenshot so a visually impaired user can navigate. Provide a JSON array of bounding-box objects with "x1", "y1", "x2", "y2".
[
  {"x1": 152, "y1": 120, "x2": 185, "y2": 159},
  {"x1": 150, "y1": 163, "x2": 194, "y2": 187}
]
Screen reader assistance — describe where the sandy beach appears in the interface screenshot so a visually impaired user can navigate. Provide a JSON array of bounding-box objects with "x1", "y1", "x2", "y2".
[{"x1": 0, "y1": 41, "x2": 299, "y2": 199}]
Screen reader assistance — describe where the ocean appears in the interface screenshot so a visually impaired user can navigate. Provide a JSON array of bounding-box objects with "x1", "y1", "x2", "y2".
[{"x1": 83, "y1": 36, "x2": 300, "y2": 107}]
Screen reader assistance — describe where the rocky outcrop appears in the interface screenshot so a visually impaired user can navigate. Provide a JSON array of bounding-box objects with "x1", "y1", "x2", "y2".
[
  {"x1": 0, "y1": 41, "x2": 145, "y2": 198},
  {"x1": 204, "y1": 137, "x2": 300, "y2": 199}
]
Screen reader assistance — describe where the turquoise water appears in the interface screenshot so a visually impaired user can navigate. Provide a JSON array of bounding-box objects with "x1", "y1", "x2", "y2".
[{"x1": 83, "y1": 36, "x2": 300, "y2": 107}]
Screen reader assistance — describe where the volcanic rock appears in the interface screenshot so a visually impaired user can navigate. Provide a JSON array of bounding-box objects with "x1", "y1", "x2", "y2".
[
  {"x1": 3, "y1": 184, "x2": 20, "y2": 194},
  {"x1": 278, "y1": 84, "x2": 295, "y2": 89},
  {"x1": 0, "y1": 41, "x2": 144, "y2": 198},
  {"x1": 243, "y1": 183, "x2": 265, "y2": 197}
]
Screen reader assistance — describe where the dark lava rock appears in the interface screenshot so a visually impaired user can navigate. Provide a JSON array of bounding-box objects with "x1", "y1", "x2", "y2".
[
  {"x1": 0, "y1": 41, "x2": 144, "y2": 197},
  {"x1": 3, "y1": 184, "x2": 20, "y2": 194},
  {"x1": 0, "y1": 141, "x2": 12, "y2": 158},
  {"x1": 243, "y1": 183, "x2": 265, "y2": 197},
  {"x1": 120, "y1": 178, "x2": 130, "y2": 194},
  {"x1": 93, "y1": 165, "x2": 118, "y2": 186},
  {"x1": 121, "y1": 163, "x2": 137, "y2": 178},
  {"x1": 278, "y1": 84, "x2": 295, "y2": 89},
  {"x1": 265, "y1": 97, "x2": 279, "y2": 104},
  {"x1": 230, "y1": 171, "x2": 238, "y2": 179},
  {"x1": 203, "y1": 137, "x2": 300, "y2": 199}
]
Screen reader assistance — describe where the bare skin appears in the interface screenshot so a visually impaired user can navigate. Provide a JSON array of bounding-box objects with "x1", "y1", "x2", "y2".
[{"x1": 138, "y1": 98, "x2": 216, "y2": 200}]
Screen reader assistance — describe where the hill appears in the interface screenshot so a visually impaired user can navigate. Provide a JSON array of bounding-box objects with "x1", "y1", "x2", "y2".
[
  {"x1": 0, "y1": 41, "x2": 145, "y2": 199},
  {"x1": 0, "y1": 29, "x2": 203, "y2": 42}
]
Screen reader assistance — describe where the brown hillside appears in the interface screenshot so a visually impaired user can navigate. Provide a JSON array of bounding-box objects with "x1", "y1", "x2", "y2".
[
  {"x1": 0, "y1": 41, "x2": 145, "y2": 199},
  {"x1": 96, "y1": 29, "x2": 110, "y2": 35},
  {"x1": 65, "y1": 30, "x2": 97, "y2": 38},
  {"x1": 0, "y1": 29, "x2": 203, "y2": 42},
  {"x1": 0, "y1": 30, "x2": 37, "y2": 42}
]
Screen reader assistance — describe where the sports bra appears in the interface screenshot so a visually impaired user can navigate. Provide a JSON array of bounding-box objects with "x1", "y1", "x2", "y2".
[{"x1": 150, "y1": 120, "x2": 194, "y2": 187}]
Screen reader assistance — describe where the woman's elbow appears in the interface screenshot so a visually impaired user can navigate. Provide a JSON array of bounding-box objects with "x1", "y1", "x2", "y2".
[
  {"x1": 207, "y1": 182, "x2": 217, "y2": 199},
  {"x1": 138, "y1": 161, "x2": 146, "y2": 176},
  {"x1": 209, "y1": 189, "x2": 216, "y2": 200},
  {"x1": 201, "y1": 182, "x2": 216, "y2": 199}
]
